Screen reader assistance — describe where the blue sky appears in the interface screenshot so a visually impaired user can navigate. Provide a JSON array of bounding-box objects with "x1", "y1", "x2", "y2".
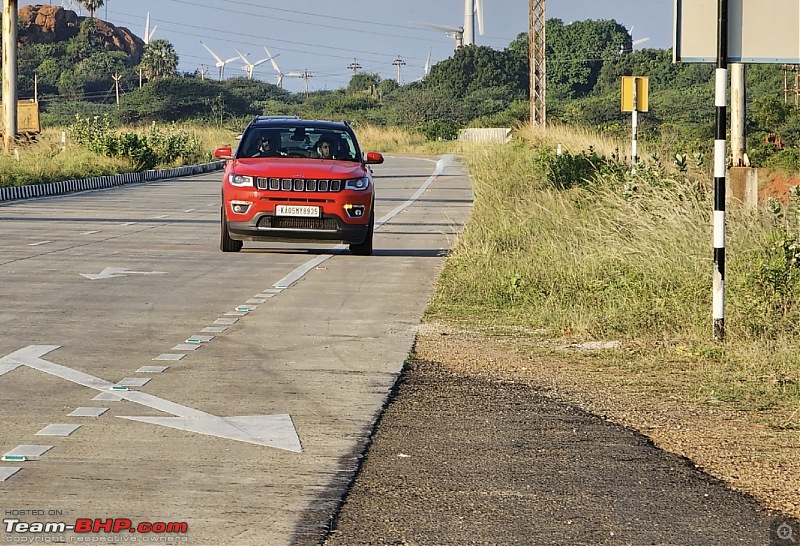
[{"x1": 26, "y1": 1, "x2": 673, "y2": 94}]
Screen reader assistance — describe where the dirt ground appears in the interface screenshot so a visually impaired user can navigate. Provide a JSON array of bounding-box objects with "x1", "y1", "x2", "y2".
[
  {"x1": 758, "y1": 170, "x2": 800, "y2": 203},
  {"x1": 319, "y1": 323, "x2": 800, "y2": 545}
]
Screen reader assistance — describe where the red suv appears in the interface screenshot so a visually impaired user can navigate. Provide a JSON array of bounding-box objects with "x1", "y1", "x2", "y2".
[{"x1": 214, "y1": 117, "x2": 384, "y2": 255}]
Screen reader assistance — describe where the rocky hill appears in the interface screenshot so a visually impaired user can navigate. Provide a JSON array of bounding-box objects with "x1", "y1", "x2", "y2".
[{"x1": 18, "y1": 4, "x2": 145, "y2": 63}]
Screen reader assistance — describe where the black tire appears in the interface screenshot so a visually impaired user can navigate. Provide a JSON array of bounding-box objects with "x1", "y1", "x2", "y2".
[
  {"x1": 349, "y1": 210, "x2": 374, "y2": 256},
  {"x1": 220, "y1": 206, "x2": 243, "y2": 252}
]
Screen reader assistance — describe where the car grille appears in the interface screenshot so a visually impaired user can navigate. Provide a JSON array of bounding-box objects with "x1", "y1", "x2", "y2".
[
  {"x1": 257, "y1": 216, "x2": 339, "y2": 230},
  {"x1": 256, "y1": 178, "x2": 342, "y2": 192}
]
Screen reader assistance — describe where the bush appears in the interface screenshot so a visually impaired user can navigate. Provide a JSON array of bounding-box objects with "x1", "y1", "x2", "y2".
[{"x1": 68, "y1": 114, "x2": 201, "y2": 170}]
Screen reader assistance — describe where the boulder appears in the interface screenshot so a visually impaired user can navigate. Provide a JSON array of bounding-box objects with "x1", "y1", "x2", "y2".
[{"x1": 18, "y1": 4, "x2": 145, "y2": 63}]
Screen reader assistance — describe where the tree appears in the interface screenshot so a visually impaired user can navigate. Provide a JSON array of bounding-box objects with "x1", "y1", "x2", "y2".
[
  {"x1": 347, "y1": 72, "x2": 380, "y2": 95},
  {"x1": 80, "y1": 0, "x2": 104, "y2": 19},
  {"x1": 424, "y1": 45, "x2": 527, "y2": 101},
  {"x1": 139, "y1": 39, "x2": 179, "y2": 81},
  {"x1": 546, "y1": 18, "x2": 630, "y2": 99}
]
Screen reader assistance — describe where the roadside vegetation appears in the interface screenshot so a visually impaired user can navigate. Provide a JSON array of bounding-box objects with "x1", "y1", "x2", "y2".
[{"x1": 427, "y1": 124, "x2": 800, "y2": 427}]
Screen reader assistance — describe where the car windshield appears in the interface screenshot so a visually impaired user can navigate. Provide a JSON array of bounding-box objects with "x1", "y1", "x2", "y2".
[{"x1": 239, "y1": 126, "x2": 359, "y2": 161}]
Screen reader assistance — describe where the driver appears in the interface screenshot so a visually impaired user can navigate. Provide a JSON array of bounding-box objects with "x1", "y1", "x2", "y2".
[{"x1": 253, "y1": 132, "x2": 282, "y2": 157}]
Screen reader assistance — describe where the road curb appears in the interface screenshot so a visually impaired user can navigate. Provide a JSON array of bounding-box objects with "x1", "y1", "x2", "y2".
[{"x1": 0, "y1": 160, "x2": 226, "y2": 203}]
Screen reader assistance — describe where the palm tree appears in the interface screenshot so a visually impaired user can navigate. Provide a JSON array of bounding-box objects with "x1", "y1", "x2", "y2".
[
  {"x1": 139, "y1": 39, "x2": 179, "y2": 80},
  {"x1": 80, "y1": 0, "x2": 105, "y2": 19}
]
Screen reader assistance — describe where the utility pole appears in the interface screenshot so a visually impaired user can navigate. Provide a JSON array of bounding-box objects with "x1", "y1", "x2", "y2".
[
  {"x1": 138, "y1": 67, "x2": 143, "y2": 88},
  {"x1": 529, "y1": 0, "x2": 546, "y2": 127},
  {"x1": 300, "y1": 70, "x2": 313, "y2": 97},
  {"x1": 347, "y1": 58, "x2": 361, "y2": 75},
  {"x1": 392, "y1": 55, "x2": 406, "y2": 85},
  {"x1": 112, "y1": 73, "x2": 121, "y2": 106},
  {"x1": 34, "y1": 74, "x2": 38, "y2": 103},
  {"x1": 3, "y1": 0, "x2": 19, "y2": 155},
  {"x1": 730, "y1": 63, "x2": 746, "y2": 165}
]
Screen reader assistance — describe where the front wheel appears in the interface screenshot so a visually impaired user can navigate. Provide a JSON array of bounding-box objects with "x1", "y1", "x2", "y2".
[
  {"x1": 349, "y1": 211, "x2": 374, "y2": 256},
  {"x1": 220, "y1": 206, "x2": 243, "y2": 252}
]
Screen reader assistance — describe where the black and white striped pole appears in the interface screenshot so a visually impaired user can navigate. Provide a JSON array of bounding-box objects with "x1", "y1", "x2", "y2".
[{"x1": 713, "y1": 0, "x2": 728, "y2": 341}]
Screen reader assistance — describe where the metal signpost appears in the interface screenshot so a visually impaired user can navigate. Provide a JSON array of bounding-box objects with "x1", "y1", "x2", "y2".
[
  {"x1": 621, "y1": 76, "x2": 649, "y2": 174},
  {"x1": 674, "y1": 0, "x2": 800, "y2": 340}
]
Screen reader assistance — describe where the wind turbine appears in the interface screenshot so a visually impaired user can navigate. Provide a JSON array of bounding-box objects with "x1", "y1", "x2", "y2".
[
  {"x1": 144, "y1": 12, "x2": 157, "y2": 44},
  {"x1": 463, "y1": 0, "x2": 485, "y2": 46},
  {"x1": 629, "y1": 26, "x2": 651, "y2": 48},
  {"x1": 414, "y1": 49, "x2": 433, "y2": 82},
  {"x1": 200, "y1": 42, "x2": 239, "y2": 81},
  {"x1": 265, "y1": 46, "x2": 304, "y2": 89},
  {"x1": 410, "y1": 20, "x2": 464, "y2": 49},
  {"x1": 424, "y1": 49, "x2": 432, "y2": 77},
  {"x1": 619, "y1": 26, "x2": 651, "y2": 54},
  {"x1": 236, "y1": 49, "x2": 277, "y2": 80}
]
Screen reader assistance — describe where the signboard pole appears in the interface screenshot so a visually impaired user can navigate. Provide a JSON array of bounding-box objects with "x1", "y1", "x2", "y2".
[
  {"x1": 631, "y1": 82, "x2": 638, "y2": 175},
  {"x1": 712, "y1": 0, "x2": 729, "y2": 341}
]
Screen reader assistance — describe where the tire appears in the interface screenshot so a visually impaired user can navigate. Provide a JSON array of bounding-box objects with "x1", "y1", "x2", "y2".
[
  {"x1": 349, "y1": 210, "x2": 374, "y2": 256},
  {"x1": 220, "y1": 206, "x2": 243, "y2": 252}
]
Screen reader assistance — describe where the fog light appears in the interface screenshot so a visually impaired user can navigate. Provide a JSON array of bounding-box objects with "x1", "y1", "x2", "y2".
[
  {"x1": 343, "y1": 204, "x2": 365, "y2": 218},
  {"x1": 230, "y1": 201, "x2": 252, "y2": 214}
]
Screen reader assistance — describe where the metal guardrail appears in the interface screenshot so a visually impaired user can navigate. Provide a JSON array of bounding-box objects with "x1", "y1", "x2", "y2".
[{"x1": 0, "y1": 161, "x2": 226, "y2": 203}]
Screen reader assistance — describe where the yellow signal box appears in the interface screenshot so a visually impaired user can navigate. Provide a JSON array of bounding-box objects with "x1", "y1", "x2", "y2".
[{"x1": 621, "y1": 76, "x2": 649, "y2": 112}]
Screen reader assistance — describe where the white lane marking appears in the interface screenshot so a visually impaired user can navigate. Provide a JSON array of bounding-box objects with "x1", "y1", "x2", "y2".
[
  {"x1": 117, "y1": 377, "x2": 151, "y2": 387},
  {"x1": 69, "y1": 407, "x2": 108, "y2": 417},
  {"x1": 214, "y1": 318, "x2": 238, "y2": 325},
  {"x1": 120, "y1": 222, "x2": 137, "y2": 226},
  {"x1": 151, "y1": 215, "x2": 169, "y2": 219},
  {"x1": 182, "y1": 209, "x2": 196, "y2": 213},
  {"x1": 4, "y1": 445, "x2": 53, "y2": 460},
  {"x1": 28, "y1": 241, "x2": 52, "y2": 246},
  {"x1": 172, "y1": 344, "x2": 201, "y2": 351},
  {"x1": 271, "y1": 155, "x2": 456, "y2": 290},
  {"x1": 153, "y1": 354, "x2": 184, "y2": 361},
  {"x1": 36, "y1": 424, "x2": 81, "y2": 436},
  {"x1": 0, "y1": 468, "x2": 22, "y2": 481},
  {"x1": 136, "y1": 366, "x2": 168, "y2": 373},
  {"x1": 80, "y1": 267, "x2": 167, "y2": 280},
  {"x1": 375, "y1": 154, "x2": 454, "y2": 229},
  {"x1": 0, "y1": 346, "x2": 302, "y2": 452},
  {"x1": 81, "y1": 230, "x2": 100, "y2": 235}
]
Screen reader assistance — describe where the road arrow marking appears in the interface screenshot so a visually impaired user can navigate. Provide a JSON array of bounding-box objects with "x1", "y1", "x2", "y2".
[
  {"x1": 0, "y1": 346, "x2": 302, "y2": 452},
  {"x1": 80, "y1": 267, "x2": 167, "y2": 280}
]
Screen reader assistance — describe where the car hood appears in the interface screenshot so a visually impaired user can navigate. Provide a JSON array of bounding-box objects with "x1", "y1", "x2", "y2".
[{"x1": 231, "y1": 158, "x2": 368, "y2": 179}]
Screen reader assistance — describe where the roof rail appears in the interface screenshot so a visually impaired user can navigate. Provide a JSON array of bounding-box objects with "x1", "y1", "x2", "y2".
[{"x1": 255, "y1": 115, "x2": 300, "y2": 121}]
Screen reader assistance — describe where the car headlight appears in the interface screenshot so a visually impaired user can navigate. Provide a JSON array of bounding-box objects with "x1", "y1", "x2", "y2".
[
  {"x1": 345, "y1": 177, "x2": 370, "y2": 191},
  {"x1": 228, "y1": 174, "x2": 254, "y2": 187}
]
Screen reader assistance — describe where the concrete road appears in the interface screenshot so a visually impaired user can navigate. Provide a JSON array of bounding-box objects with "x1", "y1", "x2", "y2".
[{"x1": 0, "y1": 155, "x2": 472, "y2": 545}]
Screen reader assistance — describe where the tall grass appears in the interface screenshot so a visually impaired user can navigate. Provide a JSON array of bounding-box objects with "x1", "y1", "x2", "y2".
[{"x1": 427, "y1": 123, "x2": 800, "y2": 412}]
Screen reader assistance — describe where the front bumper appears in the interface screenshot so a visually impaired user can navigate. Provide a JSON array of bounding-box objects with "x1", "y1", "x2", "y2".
[{"x1": 228, "y1": 213, "x2": 369, "y2": 244}]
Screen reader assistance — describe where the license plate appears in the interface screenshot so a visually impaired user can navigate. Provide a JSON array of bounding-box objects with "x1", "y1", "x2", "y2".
[{"x1": 275, "y1": 205, "x2": 320, "y2": 217}]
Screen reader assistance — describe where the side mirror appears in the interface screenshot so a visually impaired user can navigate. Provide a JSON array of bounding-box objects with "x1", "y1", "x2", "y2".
[
  {"x1": 364, "y1": 151, "x2": 384, "y2": 165},
  {"x1": 214, "y1": 146, "x2": 233, "y2": 160}
]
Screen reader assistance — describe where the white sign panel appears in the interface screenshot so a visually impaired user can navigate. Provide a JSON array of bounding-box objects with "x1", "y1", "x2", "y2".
[{"x1": 674, "y1": 0, "x2": 800, "y2": 63}]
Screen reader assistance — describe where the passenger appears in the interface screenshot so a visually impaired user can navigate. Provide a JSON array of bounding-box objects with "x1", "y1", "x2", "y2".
[{"x1": 335, "y1": 137, "x2": 353, "y2": 160}]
